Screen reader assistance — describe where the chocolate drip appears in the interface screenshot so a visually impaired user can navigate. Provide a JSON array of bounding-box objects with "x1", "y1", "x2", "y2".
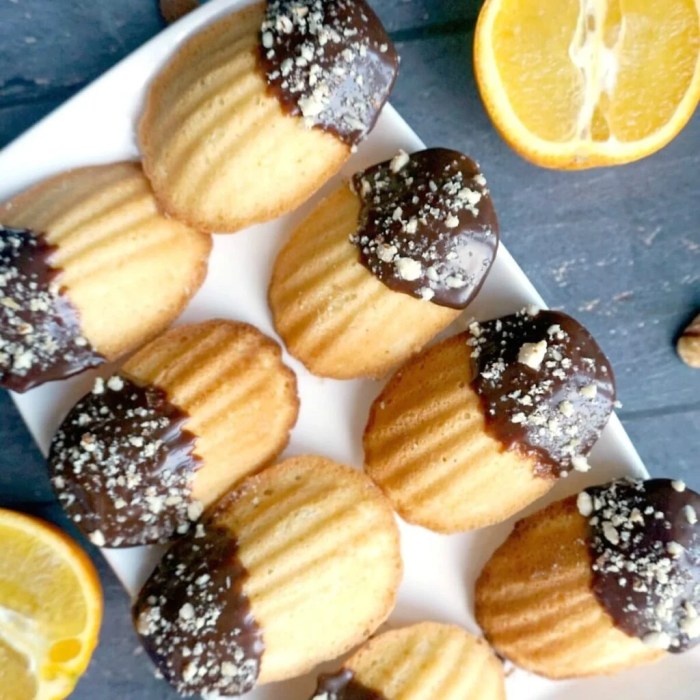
[
  {"x1": 0, "y1": 226, "x2": 103, "y2": 392},
  {"x1": 468, "y1": 308, "x2": 615, "y2": 477},
  {"x1": 259, "y1": 0, "x2": 398, "y2": 146},
  {"x1": 312, "y1": 668, "x2": 386, "y2": 700},
  {"x1": 581, "y1": 479, "x2": 700, "y2": 653},
  {"x1": 49, "y1": 375, "x2": 201, "y2": 547},
  {"x1": 134, "y1": 525, "x2": 264, "y2": 696},
  {"x1": 351, "y1": 149, "x2": 498, "y2": 309}
]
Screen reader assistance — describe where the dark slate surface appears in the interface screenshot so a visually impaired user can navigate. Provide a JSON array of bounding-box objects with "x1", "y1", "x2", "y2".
[{"x1": 0, "y1": 1, "x2": 698, "y2": 698}]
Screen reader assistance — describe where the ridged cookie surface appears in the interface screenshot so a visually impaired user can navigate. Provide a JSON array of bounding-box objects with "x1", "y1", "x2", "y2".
[
  {"x1": 269, "y1": 185, "x2": 460, "y2": 379},
  {"x1": 0, "y1": 162, "x2": 211, "y2": 391},
  {"x1": 49, "y1": 320, "x2": 298, "y2": 547},
  {"x1": 133, "y1": 455, "x2": 402, "y2": 696},
  {"x1": 310, "y1": 622, "x2": 505, "y2": 700},
  {"x1": 475, "y1": 496, "x2": 663, "y2": 678},
  {"x1": 364, "y1": 308, "x2": 616, "y2": 532},
  {"x1": 123, "y1": 320, "x2": 299, "y2": 505},
  {"x1": 363, "y1": 334, "x2": 548, "y2": 532},
  {"x1": 140, "y1": 0, "x2": 398, "y2": 233}
]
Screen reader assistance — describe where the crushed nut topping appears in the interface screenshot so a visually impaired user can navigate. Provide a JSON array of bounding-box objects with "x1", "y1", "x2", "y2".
[
  {"x1": 584, "y1": 479, "x2": 700, "y2": 652},
  {"x1": 260, "y1": 0, "x2": 398, "y2": 145},
  {"x1": 134, "y1": 525, "x2": 263, "y2": 696},
  {"x1": 350, "y1": 148, "x2": 499, "y2": 309},
  {"x1": 0, "y1": 226, "x2": 103, "y2": 392},
  {"x1": 49, "y1": 374, "x2": 201, "y2": 547},
  {"x1": 468, "y1": 308, "x2": 615, "y2": 478}
]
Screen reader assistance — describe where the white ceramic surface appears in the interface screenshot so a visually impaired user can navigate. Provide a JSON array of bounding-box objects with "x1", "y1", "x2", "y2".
[{"x1": 1, "y1": 0, "x2": 697, "y2": 697}]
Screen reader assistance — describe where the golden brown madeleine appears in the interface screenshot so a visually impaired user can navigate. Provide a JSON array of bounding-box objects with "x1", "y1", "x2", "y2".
[
  {"x1": 364, "y1": 308, "x2": 615, "y2": 532},
  {"x1": 309, "y1": 622, "x2": 505, "y2": 700},
  {"x1": 269, "y1": 148, "x2": 499, "y2": 379},
  {"x1": 133, "y1": 455, "x2": 402, "y2": 696},
  {"x1": 0, "y1": 162, "x2": 211, "y2": 393},
  {"x1": 139, "y1": 0, "x2": 398, "y2": 233},
  {"x1": 48, "y1": 320, "x2": 298, "y2": 547},
  {"x1": 475, "y1": 478, "x2": 700, "y2": 678}
]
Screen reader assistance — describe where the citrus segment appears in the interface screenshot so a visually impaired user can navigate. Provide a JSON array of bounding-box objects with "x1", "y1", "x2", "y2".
[
  {"x1": 475, "y1": 0, "x2": 700, "y2": 168},
  {"x1": 0, "y1": 510, "x2": 102, "y2": 700},
  {"x1": 610, "y1": 0, "x2": 700, "y2": 141}
]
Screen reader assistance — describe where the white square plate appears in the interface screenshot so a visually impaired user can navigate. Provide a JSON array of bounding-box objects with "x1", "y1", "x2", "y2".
[{"x1": 1, "y1": 1, "x2": 697, "y2": 697}]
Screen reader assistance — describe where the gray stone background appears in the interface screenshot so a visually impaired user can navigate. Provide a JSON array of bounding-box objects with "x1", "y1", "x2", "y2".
[{"x1": 0, "y1": 1, "x2": 697, "y2": 697}]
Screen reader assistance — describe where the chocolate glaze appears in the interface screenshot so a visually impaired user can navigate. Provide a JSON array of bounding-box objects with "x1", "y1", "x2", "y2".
[
  {"x1": 582, "y1": 479, "x2": 700, "y2": 652},
  {"x1": 259, "y1": 0, "x2": 398, "y2": 146},
  {"x1": 312, "y1": 668, "x2": 386, "y2": 700},
  {"x1": 468, "y1": 308, "x2": 615, "y2": 477},
  {"x1": 0, "y1": 226, "x2": 103, "y2": 392},
  {"x1": 351, "y1": 149, "x2": 498, "y2": 309},
  {"x1": 134, "y1": 524, "x2": 263, "y2": 696},
  {"x1": 49, "y1": 375, "x2": 201, "y2": 547}
]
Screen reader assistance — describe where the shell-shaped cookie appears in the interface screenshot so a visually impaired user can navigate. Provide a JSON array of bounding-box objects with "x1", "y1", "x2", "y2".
[
  {"x1": 270, "y1": 148, "x2": 499, "y2": 379},
  {"x1": 363, "y1": 309, "x2": 615, "y2": 532},
  {"x1": 140, "y1": 1, "x2": 398, "y2": 233},
  {"x1": 475, "y1": 496, "x2": 659, "y2": 677},
  {"x1": 476, "y1": 479, "x2": 700, "y2": 677},
  {"x1": 133, "y1": 455, "x2": 402, "y2": 697},
  {"x1": 309, "y1": 622, "x2": 505, "y2": 700},
  {"x1": 48, "y1": 320, "x2": 299, "y2": 547},
  {"x1": 0, "y1": 162, "x2": 211, "y2": 392},
  {"x1": 270, "y1": 185, "x2": 460, "y2": 379}
]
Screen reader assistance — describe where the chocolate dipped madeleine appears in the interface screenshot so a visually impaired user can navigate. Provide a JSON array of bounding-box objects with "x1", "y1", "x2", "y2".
[
  {"x1": 49, "y1": 320, "x2": 298, "y2": 547},
  {"x1": 363, "y1": 307, "x2": 615, "y2": 532},
  {"x1": 475, "y1": 478, "x2": 700, "y2": 678},
  {"x1": 0, "y1": 162, "x2": 211, "y2": 393},
  {"x1": 140, "y1": 0, "x2": 398, "y2": 233},
  {"x1": 308, "y1": 622, "x2": 505, "y2": 700},
  {"x1": 269, "y1": 148, "x2": 499, "y2": 379},
  {"x1": 133, "y1": 455, "x2": 402, "y2": 696}
]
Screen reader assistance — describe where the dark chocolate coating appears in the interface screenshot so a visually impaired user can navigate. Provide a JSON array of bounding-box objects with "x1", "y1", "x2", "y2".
[
  {"x1": 259, "y1": 0, "x2": 398, "y2": 146},
  {"x1": 134, "y1": 524, "x2": 263, "y2": 697},
  {"x1": 468, "y1": 308, "x2": 615, "y2": 477},
  {"x1": 312, "y1": 668, "x2": 386, "y2": 700},
  {"x1": 49, "y1": 375, "x2": 201, "y2": 547},
  {"x1": 584, "y1": 479, "x2": 700, "y2": 652},
  {"x1": 0, "y1": 226, "x2": 103, "y2": 392},
  {"x1": 351, "y1": 149, "x2": 498, "y2": 309}
]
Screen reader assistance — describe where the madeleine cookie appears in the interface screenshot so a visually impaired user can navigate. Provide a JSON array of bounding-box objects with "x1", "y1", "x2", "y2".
[
  {"x1": 309, "y1": 622, "x2": 505, "y2": 700},
  {"x1": 0, "y1": 162, "x2": 211, "y2": 393},
  {"x1": 269, "y1": 148, "x2": 499, "y2": 379},
  {"x1": 140, "y1": 0, "x2": 398, "y2": 233},
  {"x1": 364, "y1": 308, "x2": 615, "y2": 532},
  {"x1": 48, "y1": 320, "x2": 298, "y2": 547},
  {"x1": 133, "y1": 455, "x2": 402, "y2": 696},
  {"x1": 475, "y1": 478, "x2": 700, "y2": 678}
]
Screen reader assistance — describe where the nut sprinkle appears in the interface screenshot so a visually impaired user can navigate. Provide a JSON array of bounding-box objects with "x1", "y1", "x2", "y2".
[
  {"x1": 351, "y1": 149, "x2": 499, "y2": 308},
  {"x1": 134, "y1": 524, "x2": 263, "y2": 696},
  {"x1": 0, "y1": 226, "x2": 103, "y2": 392},
  {"x1": 49, "y1": 375, "x2": 201, "y2": 547},
  {"x1": 260, "y1": 0, "x2": 398, "y2": 146},
  {"x1": 468, "y1": 308, "x2": 615, "y2": 477},
  {"x1": 583, "y1": 479, "x2": 700, "y2": 652}
]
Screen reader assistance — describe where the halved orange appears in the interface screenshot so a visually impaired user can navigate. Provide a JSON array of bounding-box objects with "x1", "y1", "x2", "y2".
[
  {"x1": 474, "y1": 0, "x2": 700, "y2": 168},
  {"x1": 0, "y1": 509, "x2": 102, "y2": 700}
]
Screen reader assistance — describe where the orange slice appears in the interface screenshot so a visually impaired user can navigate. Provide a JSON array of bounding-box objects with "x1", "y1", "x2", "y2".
[
  {"x1": 0, "y1": 509, "x2": 102, "y2": 700},
  {"x1": 474, "y1": 0, "x2": 700, "y2": 168}
]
